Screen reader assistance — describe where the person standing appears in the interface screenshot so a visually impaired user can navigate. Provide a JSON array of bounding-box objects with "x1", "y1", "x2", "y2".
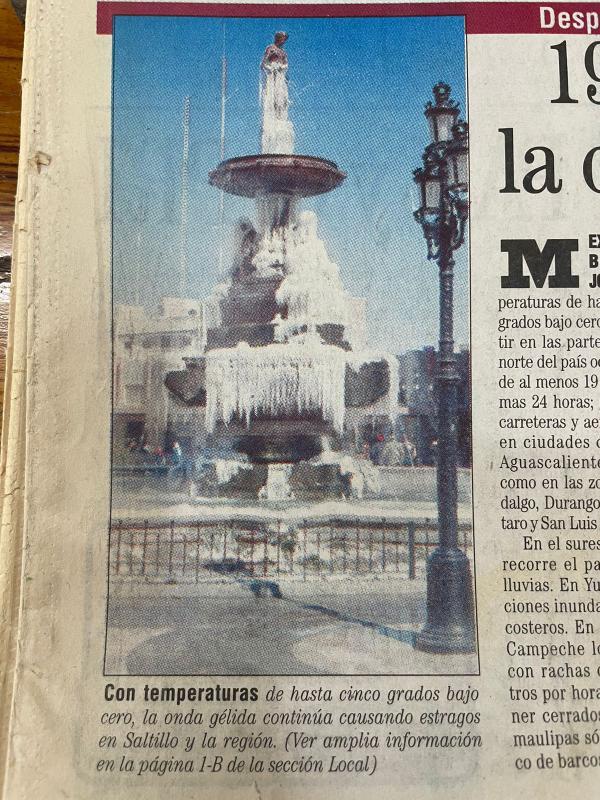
[{"x1": 171, "y1": 440, "x2": 182, "y2": 466}]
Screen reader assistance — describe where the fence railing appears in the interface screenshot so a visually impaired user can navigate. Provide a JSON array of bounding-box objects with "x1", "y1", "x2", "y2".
[{"x1": 109, "y1": 518, "x2": 473, "y2": 584}]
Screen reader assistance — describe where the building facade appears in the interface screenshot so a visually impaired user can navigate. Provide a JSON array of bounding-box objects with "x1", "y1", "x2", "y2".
[{"x1": 113, "y1": 297, "x2": 205, "y2": 461}]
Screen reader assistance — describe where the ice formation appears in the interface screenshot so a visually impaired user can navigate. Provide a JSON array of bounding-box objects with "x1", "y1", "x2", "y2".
[
  {"x1": 208, "y1": 208, "x2": 398, "y2": 437},
  {"x1": 259, "y1": 464, "x2": 295, "y2": 501},
  {"x1": 205, "y1": 340, "x2": 347, "y2": 433},
  {"x1": 313, "y1": 444, "x2": 381, "y2": 499},
  {"x1": 256, "y1": 194, "x2": 298, "y2": 235},
  {"x1": 214, "y1": 459, "x2": 250, "y2": 485},
  {"x1": 352, "y1": 460, "x2": 381, "y2": 497},
  {"x1": 252, "y1": 224, "x2": 287, "y2": 277},
  {"x1": 256, "y1": 39, "x2": 355, "y2": 340},
  {"x1": 204, "y1": 280, "x2": 230, "y2": 328},
  {"x1": 275, "y1": 211, "x2": 350, "y2": 333},
  {"x1": 246, "y1": 208, "x2": 351, "y2": 341},
  {"x1": 260, "y1": 60, "x2": 294, "y2": 154}
]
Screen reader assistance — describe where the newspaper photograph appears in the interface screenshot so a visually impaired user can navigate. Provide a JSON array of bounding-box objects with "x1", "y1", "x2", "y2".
[{"x1": 105, "y1": 13, "x2": 477, "y2": 677}]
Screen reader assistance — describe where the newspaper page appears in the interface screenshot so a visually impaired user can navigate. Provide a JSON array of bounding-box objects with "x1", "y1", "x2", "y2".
[{"x1": 3, "y1": 0, "x2": 600, "y2": 797}]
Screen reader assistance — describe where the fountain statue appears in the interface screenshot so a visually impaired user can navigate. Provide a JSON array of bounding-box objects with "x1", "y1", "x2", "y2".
[{"x1": 165, "y1": 33, "x2": 398, "y2": 501}]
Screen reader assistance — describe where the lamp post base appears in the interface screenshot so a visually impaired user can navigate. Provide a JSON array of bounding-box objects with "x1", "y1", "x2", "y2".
[{"x1": 414, "y1": 546, "x2": 476, "y2": 654}]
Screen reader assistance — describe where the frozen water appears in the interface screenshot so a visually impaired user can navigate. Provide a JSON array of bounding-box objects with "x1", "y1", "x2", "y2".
[
  {"x1": 204, "y1": 280, "x2": 231, "y2": 328},
  {"x1": 205, "y1": 339, "x2": 347, "y2": 433},
  {"x1": 310, "y1": 445, "x2": 380, "y2": 500},
  {"x1": 261, "y1": 61, "x2": 294, "y2": 154},
  {"x1": 275, "y1": 211, "x2": 350, "y2": 335},
  {"x1": 252, "y1": 224, "x2": 287, "y2": 277},
  {"x1": 256, "y1": 194, "x2": 298, "y2": 236},
  {"x1": 209, "y1": 209, "x2": 399, "y2": 439},
  {"x1": 259, "y1": 464, "x2": 295, "y2": 501},
  {"x1": 214, "y1": 459, "x2": 250, "y2": 484},
  {"x1": 248, "y1": 208, "x2": 352, "y2": 337}
]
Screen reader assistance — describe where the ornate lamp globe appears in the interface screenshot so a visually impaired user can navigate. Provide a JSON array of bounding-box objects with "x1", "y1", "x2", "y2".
[
  {"x1": 446, "y1": 120, "x2": 469, "y2": 191},
  {"x1": 425, "y1": 82, "x2": 459, "y2": 143},
  {"x1": 414, "y1": 157, "x2": 443, "y2": 214}
]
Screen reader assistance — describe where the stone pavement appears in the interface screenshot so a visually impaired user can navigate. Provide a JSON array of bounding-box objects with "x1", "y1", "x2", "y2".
[{"x1": 105, "y1": 578, "x2": 478, "y2": 676}]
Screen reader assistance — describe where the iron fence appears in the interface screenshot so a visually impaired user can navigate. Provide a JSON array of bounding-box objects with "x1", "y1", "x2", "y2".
[{"x1": 109, "y1": 517, "x2": 473, "y2": 584}]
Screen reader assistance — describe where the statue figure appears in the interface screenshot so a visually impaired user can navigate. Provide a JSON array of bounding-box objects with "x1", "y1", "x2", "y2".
[
  {"x1": 260, "y1": 32, "x2": 294, "y2": 154},
  {"x1": 260, "y1": 31, "x2": 289, "y2": 71}
]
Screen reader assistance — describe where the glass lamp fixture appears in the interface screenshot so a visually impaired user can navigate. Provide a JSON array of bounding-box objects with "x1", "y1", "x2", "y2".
[
  {"x1": 413, "y1": 159, "x2": 442, "y2": 215},
  {"x1": 446, "y1": 120, "x2": 469, "y2": 191},
  {"x1": 424, "y1": 82, "x2": 460, "y2": 143}
]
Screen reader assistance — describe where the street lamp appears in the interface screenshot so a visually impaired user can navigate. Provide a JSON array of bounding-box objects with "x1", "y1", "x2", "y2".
[{"x1": 413, "y1": 84, "x2": 476, "y2": 654}]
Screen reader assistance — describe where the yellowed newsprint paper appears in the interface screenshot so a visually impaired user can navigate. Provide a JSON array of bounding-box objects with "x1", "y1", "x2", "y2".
[{"x1": 4, "y1": 0, "x2": 600, "y2": 796}]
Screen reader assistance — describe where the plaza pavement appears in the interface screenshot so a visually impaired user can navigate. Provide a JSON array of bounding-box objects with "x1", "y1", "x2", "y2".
[{"x1": 105, "y1": 577, "x2": 478, "y2": 676}]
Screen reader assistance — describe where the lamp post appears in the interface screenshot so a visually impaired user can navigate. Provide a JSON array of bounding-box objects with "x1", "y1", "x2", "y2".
[{"x1": 413, "y1": 83, "x2": 476, "y2": 654}]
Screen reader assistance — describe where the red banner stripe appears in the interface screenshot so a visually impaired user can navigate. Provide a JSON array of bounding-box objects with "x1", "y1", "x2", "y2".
[{"x1": 96, "y1": 1, "x2": 600, "y2": 35}]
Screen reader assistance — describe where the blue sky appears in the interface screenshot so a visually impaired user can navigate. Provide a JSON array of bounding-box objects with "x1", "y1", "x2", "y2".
[{"x1": 112, "y1": 14, "x2": 469, "y2": 351}]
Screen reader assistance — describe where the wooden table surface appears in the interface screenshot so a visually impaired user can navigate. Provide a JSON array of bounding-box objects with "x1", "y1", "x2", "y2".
[
  {"x1": 0, "y1": 0, "x2": 23, "y2": 260},
  {"x1": 0, "y1": 0, "x2": 23, "y2": 420}
]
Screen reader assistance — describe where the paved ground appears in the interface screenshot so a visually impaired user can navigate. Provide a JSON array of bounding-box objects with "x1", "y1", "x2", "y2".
[{"x1": 105, "y1": 578, "x2": 478, "y2": 676}]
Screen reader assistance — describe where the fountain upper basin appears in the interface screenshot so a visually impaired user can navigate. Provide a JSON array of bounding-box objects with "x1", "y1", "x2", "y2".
[{"x1": 209, "y1": 154, "x2": 346, "y2": 198}]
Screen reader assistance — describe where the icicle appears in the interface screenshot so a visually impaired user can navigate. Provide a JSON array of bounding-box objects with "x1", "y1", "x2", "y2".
[
  {"x1": 214, "y1": 460, "x2": 249, "y2": 484},
  {"x1": 205, "y1": 341, "x2": 347, "y2": 433},
  {"x1": 261, "y1": 62, "x2": 294, "y2": 154},
  {"x1": 259, "y1": 464, "x2": 295, "y2": 501}
]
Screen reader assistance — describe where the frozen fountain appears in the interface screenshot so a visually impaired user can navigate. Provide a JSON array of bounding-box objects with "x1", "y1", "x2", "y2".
[{"x1": 166, "y1": 32, "x2": 397, "y2": 501}]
